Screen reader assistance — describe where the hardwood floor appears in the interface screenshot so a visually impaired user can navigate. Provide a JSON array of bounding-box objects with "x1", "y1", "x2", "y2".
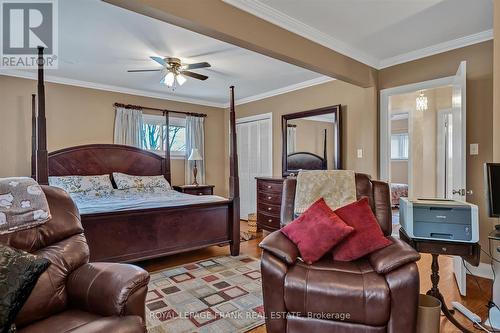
[{"x1": 138, "y1": 221, "x2": 493, "y2": 333}]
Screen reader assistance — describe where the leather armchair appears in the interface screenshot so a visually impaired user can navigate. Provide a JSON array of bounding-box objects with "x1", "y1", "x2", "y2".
[
  {"x1": 259, "y1": 173, "x2": 421, "y2": 333},
  {"x1": 0, "y1": 186, "x2": 150, "y2": 333}
]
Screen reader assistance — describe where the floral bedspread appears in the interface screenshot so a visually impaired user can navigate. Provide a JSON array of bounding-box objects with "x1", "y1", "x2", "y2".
[
  {"x1": 69, "y1": 188, "x2": 227, "y2": 215},
  {"x1": 390, "y1": 183, "x2": 408, "y2": 207}
]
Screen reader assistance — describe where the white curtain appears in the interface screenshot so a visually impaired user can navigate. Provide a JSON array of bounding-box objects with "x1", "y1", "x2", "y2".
[
  {"x1": 287, "y1": 125, "x2": 296, "y2": 154},
  {"x1": 114, "y1": 107, "x2": 144, "y2": 148},
  {"x1": 185, "y1": 116, "x2": 205, "y2": 184}
]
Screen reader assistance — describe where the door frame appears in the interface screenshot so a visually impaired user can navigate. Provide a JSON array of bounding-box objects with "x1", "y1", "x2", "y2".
[{"x1": 379, "y1": 76, "x2": 455, "y2": 182}]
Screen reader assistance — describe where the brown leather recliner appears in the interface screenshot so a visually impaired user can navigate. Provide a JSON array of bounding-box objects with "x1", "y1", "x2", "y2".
[
  {"x1": 0, "y1": 186, "x2": 150, "y2": 333},
  {"x1": 260, "y1": 173, "x2": 421, "y2": 333}
]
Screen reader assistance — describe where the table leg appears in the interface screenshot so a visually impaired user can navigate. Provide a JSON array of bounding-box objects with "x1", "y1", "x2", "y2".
[{"x1": 426, "y1": 254, "x2": 474, "y2": 333}]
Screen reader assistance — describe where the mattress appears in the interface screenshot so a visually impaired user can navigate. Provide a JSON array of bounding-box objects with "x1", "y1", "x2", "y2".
[{"x1": 69, "y1": 188, "x2": 228, "y2": 215}]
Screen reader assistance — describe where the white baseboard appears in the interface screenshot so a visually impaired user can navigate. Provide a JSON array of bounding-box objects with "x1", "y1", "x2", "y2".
[{"x1": 465, "y1": 262, "x2": 494, "y2": 280}]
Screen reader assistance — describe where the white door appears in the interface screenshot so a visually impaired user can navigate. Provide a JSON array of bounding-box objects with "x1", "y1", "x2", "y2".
[
  {"x1": 450, "y1": 61, "x2": 468, "y2": 296},
  {"x1": 236, "y1": 115, "x2": 272, "y2": 220}
]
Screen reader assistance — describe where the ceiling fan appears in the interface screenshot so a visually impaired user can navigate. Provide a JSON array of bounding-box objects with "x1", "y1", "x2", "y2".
[{"x1": 128, "y1": 56, "x2": 210, "y2": 87}]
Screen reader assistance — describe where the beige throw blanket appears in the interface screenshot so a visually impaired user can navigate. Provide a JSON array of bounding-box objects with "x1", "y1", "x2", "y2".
[
  {"x1": 0, "y1": 177, "x2": 51, "y2": 234},
  {"x1": 294, "y1": 170, "x2": 357, "y2": 214}
]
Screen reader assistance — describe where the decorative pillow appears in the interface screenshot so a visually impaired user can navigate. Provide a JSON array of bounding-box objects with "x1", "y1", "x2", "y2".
[
  {"x1": 332, "y1": 197, "x2": 392, "y2": 261},
  {"x1": 112, "y1": 173, "x2": 171, "y2": 191},
  {"x1": 0, "y1": 244, "x2": 50, "y2": 333},
  {"x1": 281, "y1": 198, "x2": 354, "y2": 264},
  {"x1": 48, "y1": 175, "x2": 113, "y2": 194}
]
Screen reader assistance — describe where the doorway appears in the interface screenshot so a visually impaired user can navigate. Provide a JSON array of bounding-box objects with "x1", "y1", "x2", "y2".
[
  {"x1": 380, "y1": 61, "x2": 468, "y2": 295},
  {"x1": 236, "y1": 113, "x2": 273, "y2": 220}
]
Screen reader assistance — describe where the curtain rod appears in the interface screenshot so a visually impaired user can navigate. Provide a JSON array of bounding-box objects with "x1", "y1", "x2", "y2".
[{"x1": 113, "y1": 102, "x2": 207, "y2": 117}]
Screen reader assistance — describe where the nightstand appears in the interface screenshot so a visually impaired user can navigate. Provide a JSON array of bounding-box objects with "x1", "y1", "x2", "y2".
[{"x1": 173, "y1": 185, "x2": 214, "y2": 196}]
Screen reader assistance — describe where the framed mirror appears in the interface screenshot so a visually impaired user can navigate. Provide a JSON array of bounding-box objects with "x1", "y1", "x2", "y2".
[{"x1": 282, "y1": 105, "x2": 342, "y2": 176}]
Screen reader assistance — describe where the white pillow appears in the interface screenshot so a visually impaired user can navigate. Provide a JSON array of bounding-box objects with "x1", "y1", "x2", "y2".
[
  {"x1": 112, "y1": 173, "x2": 171, "y2": 191},
  {"x1": 48, "y1": 175, "x2": 113, "y2": 193}
]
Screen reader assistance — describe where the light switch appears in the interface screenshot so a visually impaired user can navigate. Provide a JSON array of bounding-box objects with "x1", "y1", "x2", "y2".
[
  {"x1": 357, "y1": 149, "x2": 363, "y2": 158},
  {"x1": 470, "y1": 143, "x2": 479, "y2": 155}
]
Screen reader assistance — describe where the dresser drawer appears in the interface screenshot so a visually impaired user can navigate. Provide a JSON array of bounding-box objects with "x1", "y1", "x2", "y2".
[
  {"x1": 257, "y1": 212, "x2": 280, "y2": 230},
  {"x1": 257, "y1": 180, "x2": 283, "y2": 193},
  {"x1": 258, "y1": 202, "x2": 280, "y2": 217},
  {"x1": 257, "y1": 191, "x2": 282, "y2": 205}
]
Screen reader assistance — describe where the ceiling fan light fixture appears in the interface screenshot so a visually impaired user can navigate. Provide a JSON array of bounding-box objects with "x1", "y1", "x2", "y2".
[
  {"x1": 164, "y1": 71, "x2": 175, "y2": 87},
  {"x1": 176, "y1": 73, "x2": 186, "y2": 86}
]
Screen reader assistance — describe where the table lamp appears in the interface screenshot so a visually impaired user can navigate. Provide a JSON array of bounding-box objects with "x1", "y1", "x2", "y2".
[{"x1": 188, "y1": 148, "x2": 203, "y2": 186}]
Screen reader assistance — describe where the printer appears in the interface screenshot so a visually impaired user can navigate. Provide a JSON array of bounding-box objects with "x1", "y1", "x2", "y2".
[{"x1": 400, "y1": 197, "x2": 479, "y2": 243}]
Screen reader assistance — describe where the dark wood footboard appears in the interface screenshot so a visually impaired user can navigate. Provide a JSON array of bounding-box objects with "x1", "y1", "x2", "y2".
[{"x1": 81, "y1": 200, "x2": 237, "y2": 263}]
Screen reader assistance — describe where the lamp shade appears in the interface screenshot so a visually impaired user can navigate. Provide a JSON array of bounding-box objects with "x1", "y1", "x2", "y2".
[{"x1": 188, "y1": 148, "x2": 203, "y2": 161}]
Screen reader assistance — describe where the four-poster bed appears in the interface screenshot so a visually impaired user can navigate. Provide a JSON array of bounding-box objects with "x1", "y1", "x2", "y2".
[{"x1": 31, "y1": 47, "x2": 240, "y2": 263}]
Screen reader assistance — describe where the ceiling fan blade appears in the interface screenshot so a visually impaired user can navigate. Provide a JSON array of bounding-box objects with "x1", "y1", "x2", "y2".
[
  {"x1": 183, "y1": 62, "x2": 211, "y2": 70},
  {"x1": 150, "y1": 56, "x2": 167, "y2": 66},
  {"x1": 127, "y1": 69, "x2": 162, "y2": 72},
  {"x1": 182, "y1": 70, "x2": 208, "y2": 81}
]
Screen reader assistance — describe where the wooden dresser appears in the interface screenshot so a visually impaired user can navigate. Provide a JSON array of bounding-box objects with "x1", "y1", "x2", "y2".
[{"x1": 256, "y1": 177, "x2": 285, "y2": 231}]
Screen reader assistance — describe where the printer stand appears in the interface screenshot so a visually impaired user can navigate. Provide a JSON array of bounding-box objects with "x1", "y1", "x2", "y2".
[{"x1": 400, "y1": 228, "x2": 481, "y2": 333}]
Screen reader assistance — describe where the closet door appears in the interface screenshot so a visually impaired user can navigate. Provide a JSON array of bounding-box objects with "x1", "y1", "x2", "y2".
[{"x1": 237, "y1": 116, "x2": 272, "y2": 220}]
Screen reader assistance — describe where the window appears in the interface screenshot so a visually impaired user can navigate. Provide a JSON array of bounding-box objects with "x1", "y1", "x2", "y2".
[
  {"x1": 391, "y1": 133, "x2": 409, "y2": 160},
  {"x1": 142, "y1": 114, "x2": 186, "y2": 158}
]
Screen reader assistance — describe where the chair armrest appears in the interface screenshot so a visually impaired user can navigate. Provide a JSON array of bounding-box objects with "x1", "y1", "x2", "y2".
[
  {"x1": 67, "y1": 262, "x2": 150, "y2": 318},
  {"x1": 259, "y1": 231, "x2": 299, "y2": 265},
  {"x1": 368, "y1": 237, "x2": 420, "y2": 274}
]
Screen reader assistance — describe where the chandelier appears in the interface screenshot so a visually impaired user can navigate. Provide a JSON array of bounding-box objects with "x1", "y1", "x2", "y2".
[{"x1": 416, "y1": 91, "x2": 428, "y2": 111}]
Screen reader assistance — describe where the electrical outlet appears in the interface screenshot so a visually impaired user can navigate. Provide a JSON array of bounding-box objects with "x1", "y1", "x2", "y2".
[
  {"x1": 470, "y1": 143, "x2": 479, "y2": 155},
  {"x1": 357, "y1": 149, "x2": 363, "y2": 158}
]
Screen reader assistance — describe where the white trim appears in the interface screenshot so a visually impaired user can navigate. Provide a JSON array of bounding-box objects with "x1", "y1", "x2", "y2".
[
  {"x1": 0, "y1": 69, "x2": 334, "y2": 109},
  {"x1": 223, "y1": 0, "x2": 492, "y2": 69},
  {"x1": 232, "y1": 76, "x2": 334, "y2": 107},
  {"x1": 0, "y1": 69, "x2": 227, "y2": 108},
  {"x1": 379, "y1": 30, "x2": 493, "y2": 69},
  {"x1": 465, "y1": 262, "x2": 494, "y2": 280},
  {"x1": 379, "y1": 76, "x2": 455, "y2": 181},
  {"x1": 222, "y1": 0, "x2": 379, "y2": 68}
]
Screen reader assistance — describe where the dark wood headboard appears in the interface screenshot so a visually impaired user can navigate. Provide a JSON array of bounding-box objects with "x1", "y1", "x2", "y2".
[
  {"x1": 287, "y1": 152, "x2": 327, "y2": 171},
  {"x1": 48, "y1": 144, "x2": 171, "y2": 183}
]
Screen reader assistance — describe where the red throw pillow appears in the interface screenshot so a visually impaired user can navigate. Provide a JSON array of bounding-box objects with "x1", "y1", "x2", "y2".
[
  {"x1": 332, "y1": 197, "x2": 392, "y2": 261},
  {"x1": 281, "y1": 198, "x2": 354, "y2": 264}
]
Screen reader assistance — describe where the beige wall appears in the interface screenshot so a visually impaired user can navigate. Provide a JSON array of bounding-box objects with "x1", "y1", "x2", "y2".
[
  {"x1": 235, "y1": 79, "x2": 378, "y2": 178},
  {"x1": 0, "y1": 75, "x2": 228, "y2": 196},
  {"x1": 494, "y1": 1, "x2": 500, "y2": 161},
  {"x1": 380, "y1": 41, "x2": 494, "y2": 262}
]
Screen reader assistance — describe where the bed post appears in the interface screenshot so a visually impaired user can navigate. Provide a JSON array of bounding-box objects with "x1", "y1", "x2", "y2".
[
  {"x1": 31, "y1": 94, "x2": 37, "y2": 180},
  {"x1": 323, "y1": 128, "x2": 327, "y2": 170},
  {"x1": 36, "y1": 46, "x2": 48, "y2": 185},
  {"x1": 229, "y1": 86, "x2": 240, "y2": 256}
]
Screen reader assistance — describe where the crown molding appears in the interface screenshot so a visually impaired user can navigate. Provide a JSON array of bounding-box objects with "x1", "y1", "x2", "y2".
[
  {"x1": 0, "y1": 69, "x2": 227, "y2": 108},
  {"x1": 0, "y1": 69, "x2": 334, "y2": 109},
  {"x1": 231, "y1": 76, "x2": 335, "y2": 107},
  {"x1": 223, "y1": 0, "x2": 492, "y2": 70},
  {"x1": 379, "y1": 29, "x2": 493, "y2": 69},
  {"x1": 222, "y1": 0, "x2": 380, "y2": 68}
]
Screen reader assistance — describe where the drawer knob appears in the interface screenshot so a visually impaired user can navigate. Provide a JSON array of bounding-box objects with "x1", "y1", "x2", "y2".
[
  {"x1": 198, "y1": 193, "x2": 203, "y2": 195},
  {"x1": 442, "y1": 247, "x2": 447, "y2": 252},
  {"x1": 267, "y1": 207, "x2": 272, "y2": 211},
  {"x1": 268, "y1": 196, "x2": 272, "y2": 200},
  {"x1": 268, "y1": 219, "x2": 272, "y2": 223},
  {"x1": 267, "y1": 185, "x2": 271, "y2": 189}
]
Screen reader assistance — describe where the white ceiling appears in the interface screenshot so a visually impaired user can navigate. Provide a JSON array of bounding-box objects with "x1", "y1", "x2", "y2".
[
  {"x1": 225, "y1": 0, "x2": 493, "y2": 68},
  {"x1": 0, "y1": 0, "x2": 326, "y2": 107}
]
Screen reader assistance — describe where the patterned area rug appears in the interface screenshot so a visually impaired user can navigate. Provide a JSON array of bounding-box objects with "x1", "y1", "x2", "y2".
[{"x1": 146, "y1": 255, "x2": 264, "y2": 333}]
